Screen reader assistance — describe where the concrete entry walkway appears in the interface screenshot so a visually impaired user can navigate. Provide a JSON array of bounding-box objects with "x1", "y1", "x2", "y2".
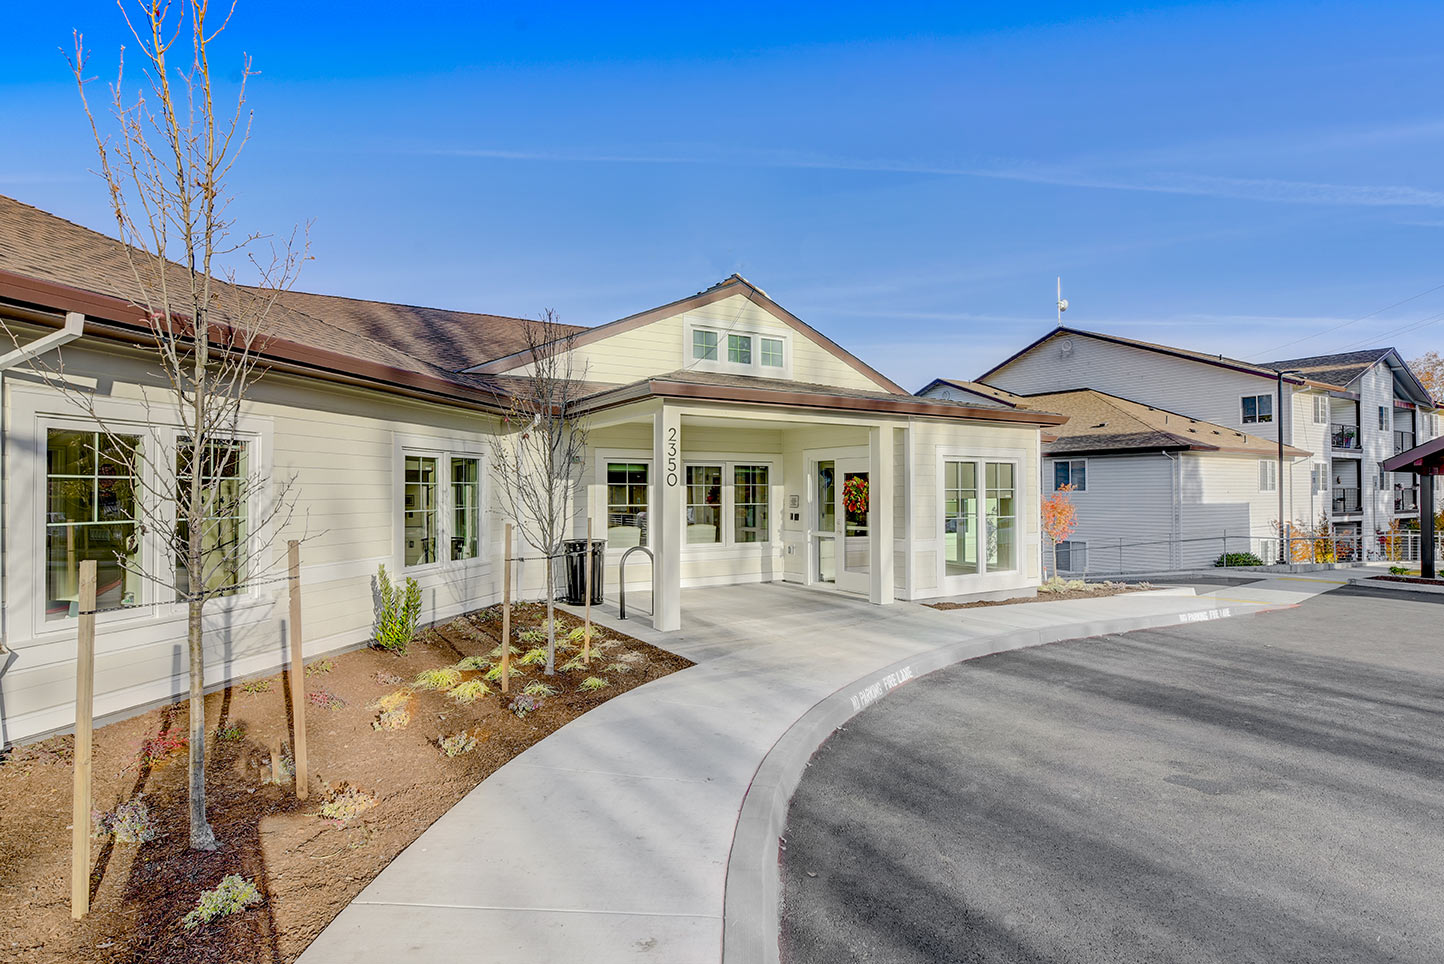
[{"x1": 298, "y1": 581, "x2": 1310, "y2": 964}]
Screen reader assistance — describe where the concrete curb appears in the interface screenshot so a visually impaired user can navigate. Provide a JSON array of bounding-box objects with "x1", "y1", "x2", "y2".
[
  {"x1": 1346, "y1": 575, "x2": 1444, "y2": 595},
  {"x1": 719, "y1": 596, "x2": 1246, "y2": 964}
]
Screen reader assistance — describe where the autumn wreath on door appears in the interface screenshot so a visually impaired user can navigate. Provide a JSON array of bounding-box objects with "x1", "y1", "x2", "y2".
[{"x1": 842, "y1": 475, "x2": 869, "y2": 515}]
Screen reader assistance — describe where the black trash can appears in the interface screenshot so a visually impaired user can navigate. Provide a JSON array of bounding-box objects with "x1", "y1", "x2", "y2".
[{"x1": 561, "y1": 538, "x2": 606, "y2": 605}]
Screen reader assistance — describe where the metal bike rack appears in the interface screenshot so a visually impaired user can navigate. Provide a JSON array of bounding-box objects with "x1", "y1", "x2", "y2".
[{"x1": 617, "y1": 545, "x2": 653, "y2": 619}]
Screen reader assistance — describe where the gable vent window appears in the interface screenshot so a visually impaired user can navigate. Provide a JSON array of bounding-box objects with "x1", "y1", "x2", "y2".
[
  {"x1": 687, "y1": 325, "x2": 788, "y2": 376},
  {"x1": 692, "y1": 330, "x2": 719, "y2": 361}
]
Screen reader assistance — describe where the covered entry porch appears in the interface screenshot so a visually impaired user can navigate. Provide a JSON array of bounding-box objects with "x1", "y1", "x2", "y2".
[{"x1": 573, "y1": 373, "x2": 1064, "y2": 631}]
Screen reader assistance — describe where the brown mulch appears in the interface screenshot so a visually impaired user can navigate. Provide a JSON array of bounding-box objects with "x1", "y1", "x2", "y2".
[
  {"x1": 1370, "y1": 574, "x2": 1444, "y2": 586},
  {"x1": 926, "y1": 582, "x2": 1152, "y2": 610},
  {"x1": 0, "y1": 603, "x2": 691, "y2": 964}
]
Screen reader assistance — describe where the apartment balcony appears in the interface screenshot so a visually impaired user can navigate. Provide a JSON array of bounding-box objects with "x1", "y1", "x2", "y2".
[
  {"x1": 1331, "y1": 423, "x2": 1361, "y2": 451},
  {"x1": 1333, "y1": 486, "x2": 1362, "y2": 514},
  {"x1": 1395, "y1": 487, "x2": 1420, "y2": 514},
  {"x1": 1395, "y1": 431, "x2": 1416, "y2": 455}
]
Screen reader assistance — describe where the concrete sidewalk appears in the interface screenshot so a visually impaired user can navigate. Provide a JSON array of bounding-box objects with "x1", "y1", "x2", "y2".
[{"x1": 298, "y1": 580, "x2": 1324, "y2": 964}]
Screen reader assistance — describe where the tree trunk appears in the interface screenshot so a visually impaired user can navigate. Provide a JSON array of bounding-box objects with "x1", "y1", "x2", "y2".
[
  {"x1": 544, "y1": 555, "x2": 556, "y2": 675},
  {"x1": 1050, "y1": 539, "x2": 1058, "y2": 581},
  {"x1": 186, "y1": 596, "x2": 217, "y2": 850}
]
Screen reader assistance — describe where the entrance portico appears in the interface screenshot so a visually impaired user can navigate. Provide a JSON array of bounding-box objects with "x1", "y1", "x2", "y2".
[{"x1": 575, "y1": 372, "x2": 1065, "y2": 631}]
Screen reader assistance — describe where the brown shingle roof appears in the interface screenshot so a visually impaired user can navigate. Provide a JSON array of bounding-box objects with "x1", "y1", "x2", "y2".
[
  {"x1": 1018, "y1": 389, "x2": 1309, "y2": 457},
  {"x1": 0, "y1": 194, "x2": 562, "y2": 398}
]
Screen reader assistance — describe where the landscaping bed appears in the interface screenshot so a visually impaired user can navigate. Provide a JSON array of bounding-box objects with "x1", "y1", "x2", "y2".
[
  {"x1": 927, "y1": 580, "x2": 1154, "y2": 611},
  {"x1": 0, "y1": 604, "x2": 690, "y2": 964},
  {"x1": 1370, "y1": 574, "x2": 1444, "y2": 587}
]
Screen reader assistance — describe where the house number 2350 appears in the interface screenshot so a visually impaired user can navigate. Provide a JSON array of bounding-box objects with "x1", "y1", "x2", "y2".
[{"x1": 665, "y1": 426, "x2": 679, "y2": 487}]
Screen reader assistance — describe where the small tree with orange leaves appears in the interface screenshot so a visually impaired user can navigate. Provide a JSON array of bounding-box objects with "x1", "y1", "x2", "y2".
[{"x1": 1042, "y1": 483, "x2": 1079, "y2": 579}]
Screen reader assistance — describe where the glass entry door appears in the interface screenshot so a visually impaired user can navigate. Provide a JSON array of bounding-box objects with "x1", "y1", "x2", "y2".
[{"x1": 814, "y1": 456, "x2": 870, "y2": 594}]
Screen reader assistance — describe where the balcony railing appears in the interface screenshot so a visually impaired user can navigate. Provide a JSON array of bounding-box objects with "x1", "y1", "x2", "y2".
[
  {"x1": 1395, "y1": 431, "x2": 1416, "y2": 454},
  {"x1": 1395, "y1": 487, "x2": 1420, "y2": 513},
  {"x1": 1331, "y1": 424, "x2": 1361, "y2": 450},
  {"x1": 1333, "y1": 486, "x2": 1362, "y2": 513}
]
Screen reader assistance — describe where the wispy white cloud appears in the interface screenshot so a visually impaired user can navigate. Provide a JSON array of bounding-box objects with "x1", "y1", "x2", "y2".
[{"x1": 416, "y1": 142, "x2": 1444, "y2": 210}]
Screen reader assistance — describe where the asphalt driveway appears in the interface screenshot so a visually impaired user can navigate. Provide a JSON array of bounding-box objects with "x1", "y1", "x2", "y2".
[{"x1": 780, "y1": 585, "x2": 1444, "y2": 964}]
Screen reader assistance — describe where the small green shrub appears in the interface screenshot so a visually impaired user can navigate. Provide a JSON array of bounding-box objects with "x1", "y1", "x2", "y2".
[
  {"x1": 566, "y1": 626, "x2": 589, "y2": 644},
  {"x1": 578, "y1": 676, "x2": 610, "y2": 692},
  {"x1": 1215, "y1": 552, "x2": 1265, "y2": 568},
  {"x1": 616, "y1": 651, "x2": 645, "y2": 665},
  {"x1": 448, "y1": 680, "x2": 492, "y2": 704},
  {"x1": 560, "y1": 655, "x2": 587, "y2": 672},
  {"x1": 455, "y1": 655, "x2": 490, "y2": 671},
  {"x1": 521, "y1": 681, "x2": 557, "y2": 697},
  {"x1": 482, "y1": 662, "x2": 517, "y2": 682},
  {"x1": 489, "y1": 642, "x2": 521, "y2": 659},
  {"x1": 374, "y1": 564, "x2": 422, "y2": 653},
  {"x1": 214, "y1": 723, "x2": 244, "y2": 742},
  {"x1": 603, "y1": 662, "x2": 633, "y2": 675},
  {"x1": 413, "y1": 667, "x2": 462, "y2": 691},
  {"x1": 518, "y1": 648, "x2": 548, "y2": 666},
  {"x1": 438, "y1": 729, "x2": 480, "y2": 757},
  {"x1": 318, "y1": 783, "x2": 377, "y2": 824},
  {"x1": 305, "y1": 659, "x2": 335, "y2": 677},
  {"x1": 93, "y1": 797, "x2": 158, "y2": 844},
  {"x1": 182, "y1": 875, "x2": 262, "y2": 929},
  {"x1": 1390, "y1": 565, "x2": 1412, "y2": 575},
  {"x1": 517, "y1": 628, "x2": 546, "y2": 645},
  {"x1": 240, "y1": 679, "x2": 272, "y2": 695},
  {"x1": 371, "y1": 689, "x2": 413, "y2": 713},
  {"x1": 1038, "y1": 578, "x2": 1086, "y2": 594}
]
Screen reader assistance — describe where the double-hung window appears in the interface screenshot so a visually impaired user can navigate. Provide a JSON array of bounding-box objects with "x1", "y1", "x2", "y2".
[
  {"x1": 1259, "y1": 459, "x2": 1277, "y2": 492},
  {"x1": 685, "y1": 465, "x2": 723, "y2": 544},
  {"x1": 734, "y1": 465, "x2": 770, "y2": 542},
  {"x1": 404, "y1": 455, "x2": 439, "y2": 567},
  {"x1": 1053, "y1": 459, "x2": 1087, "y2": 491},
  {"x1": 175, "y1": 439, "x2": 249, "y2": 599},
  {"x1": 1379, "y1": 406, "x2": 1390, "y2": 431},
  {"x1": 606, "y1": 462, "x2": 650, "y2": 548},
  {"x1": 451, "y1": 458, "x2": 480, "y2": 561},
  {"x1": 679, "y1": 461, "x2": 772, "y2": 545},
  {"x1": 1242, "y1": 394, "x2": 1273, "y2": 424},
  {"x1": 45, "y1": 429, "x2": 143, "y2": 620},
  {"x1": 1313, "y1": 395, "x2": 1328, "y2": 423},
  {"x1": 1056, "y1": 540, "x2": 1087, "y2": 573},
  {"x1": 402, "y1": 450, "x2": 483, "y2": 569}
]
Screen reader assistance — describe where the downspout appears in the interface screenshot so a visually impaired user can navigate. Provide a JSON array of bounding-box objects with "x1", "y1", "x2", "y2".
[{"x1": 0, "y1": 311, "x2": 86, "y2": 653}]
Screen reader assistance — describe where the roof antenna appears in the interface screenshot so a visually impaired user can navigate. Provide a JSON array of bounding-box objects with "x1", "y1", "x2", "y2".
[{"x1": 1056, "y1": 277, "x2": 1069, "y2": 326}]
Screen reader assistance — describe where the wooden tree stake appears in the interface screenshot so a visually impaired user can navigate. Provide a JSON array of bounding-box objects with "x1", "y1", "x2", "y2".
[
  {"x1": 287, "y1": 540, "x2": 309, "y2": 800},
  {"x1": 501, "y1": 523, "x2": 512, "y2": 694},
  {"x1": 270, "y1": 735, "x2": 283, "y2": 785},
  {"x1": 583, "y1": 518, "x2": 593, "y2": 664},
  {"x1": 70, "y1": 559, "x2": 97, "y2": 920}
]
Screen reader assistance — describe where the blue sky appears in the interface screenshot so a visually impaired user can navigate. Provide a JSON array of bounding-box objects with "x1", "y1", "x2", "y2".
[{"x1": 4, "y1": 1, "x2": 1444, "y2": 389}]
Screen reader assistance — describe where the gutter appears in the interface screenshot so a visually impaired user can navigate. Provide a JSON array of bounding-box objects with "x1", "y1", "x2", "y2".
[{"x1": 0, "y1": 311, "x2": 86, "y2": 653}]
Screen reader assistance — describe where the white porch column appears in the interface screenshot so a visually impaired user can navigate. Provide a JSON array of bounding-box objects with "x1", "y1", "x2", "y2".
[
  {"x1": 869, "y1": 424, "x2": 895, "y2": 605},
  {"x1": 652, "y1": 404, "x2": 683, "y2": 631}
]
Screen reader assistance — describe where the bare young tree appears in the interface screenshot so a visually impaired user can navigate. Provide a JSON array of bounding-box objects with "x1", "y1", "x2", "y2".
[
  {"x1": 42, "y1": 1, "x2": 307, "y2": 850},
  {"x1": 489, "y1": 311, "x2": 590, "y2": 674}
]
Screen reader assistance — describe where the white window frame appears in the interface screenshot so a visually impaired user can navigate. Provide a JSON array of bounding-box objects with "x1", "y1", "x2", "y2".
[
  {"x1": 14, "y1": 383, "x2": 275, "y2": 643},
  {"x1": 1379, "y1": 406, "x2": 1390, "y2": 431},
  {"x1": 679, "y1": 457, "x2": 777, "y2": 549},
  {"x1": 596, "y1": 452, "x2": 654, "y2": 553},
  {"x1": 1242, "y1": 394, "x2": 1274, "y2": 425},
  {"x1": 760, "y1": 337, "x2": 785, "y2": 368},
  {"x1": 394, "y1": 434, "x2": 487, "y2": 575},
  {"x1": 682, "y1": 319, "x2": 792, "y2": 379},
  {"x1": 935, "y1": 449, "x2": 1028, "y2": 593},
  {"x1": 1313, "y1": 394, "x2": 1328, "y2": 424},
  {"x1": 1052, "y1": 458, "x2": 1087, "y2": 492},
  {"x1": 1259, "y1": 459, "x2": 1277, "y2": 492}
]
